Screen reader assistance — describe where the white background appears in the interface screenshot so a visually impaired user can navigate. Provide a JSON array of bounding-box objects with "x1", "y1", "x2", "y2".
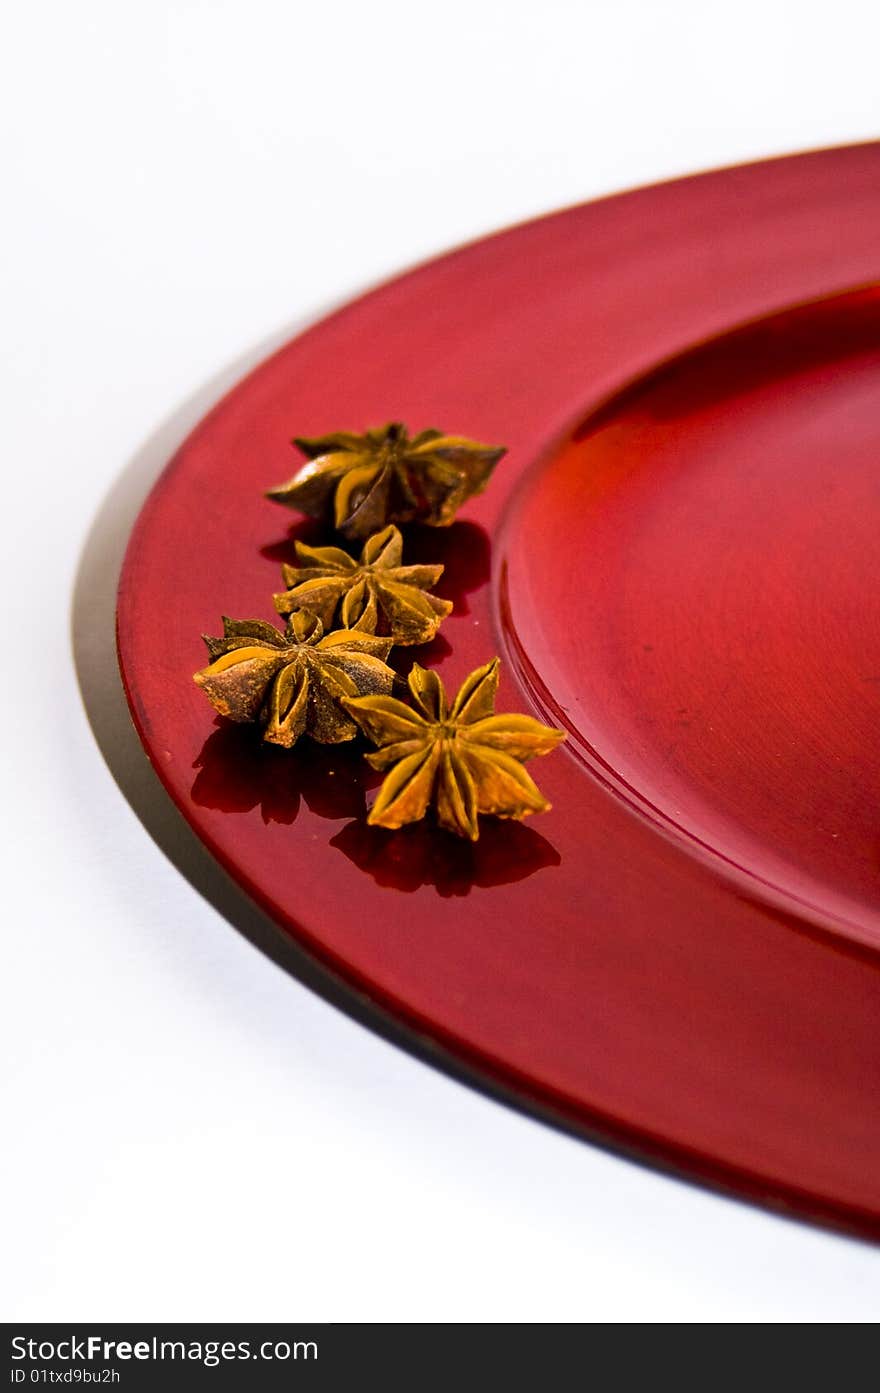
[{"x1": 3, "y1": 0, "x2": 879, "y2": 1322}]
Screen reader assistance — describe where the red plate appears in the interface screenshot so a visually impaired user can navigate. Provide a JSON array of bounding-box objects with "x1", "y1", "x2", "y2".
[{"x1": 118, "y1": 144, "x2": 880, "y2": 1238}]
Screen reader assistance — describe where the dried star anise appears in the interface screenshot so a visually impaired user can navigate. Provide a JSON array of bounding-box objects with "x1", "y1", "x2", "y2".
[
  {"x1": 266, "y1": 422, "x2": 506, "y2": 540},
  {"x1": 343, "y1": 659, "x2": 566, "y2": 839},
  {"x1": 273, "y1": 524, "x2": 453, "y2": 646},
  {"x1": 193, "y1": 612, "x2": 395, "y2": 748}
]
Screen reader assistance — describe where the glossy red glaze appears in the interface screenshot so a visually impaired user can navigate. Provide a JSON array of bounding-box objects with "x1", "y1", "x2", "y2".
[
  {"x1": 502, "y1": 289, "x2": 880, "y2": 949},
  {"x1": 118, "y1": 145, "x2": 880, "y2": 1237}
]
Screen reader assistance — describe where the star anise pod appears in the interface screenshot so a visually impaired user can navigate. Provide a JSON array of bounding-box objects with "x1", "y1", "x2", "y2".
[
  {"x1": 273, "y1": 524, "x2": 453, "y2": 646},
  {"x1": 266, "y1": 422, "x2": 506, "y2": 540},
  {"x1": 343, "y1": 659, "x2": 566, "y2": 840},
  {"x1": 193, "y1": 611, "x2": 395, "y2": 748}
]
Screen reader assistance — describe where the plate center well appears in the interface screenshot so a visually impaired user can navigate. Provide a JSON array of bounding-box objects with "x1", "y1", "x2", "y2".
[{"x1": 500, "y1": 288, "x2": 880, "y2": 942}]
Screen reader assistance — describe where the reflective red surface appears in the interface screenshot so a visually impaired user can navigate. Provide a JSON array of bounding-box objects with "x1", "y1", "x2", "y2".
[
  {"x1": 118, "y1": 145, "x2": 880, "y2": 1237},
  {"x1": 502, "y1": 289, "x2": 880, "y2": 948}
]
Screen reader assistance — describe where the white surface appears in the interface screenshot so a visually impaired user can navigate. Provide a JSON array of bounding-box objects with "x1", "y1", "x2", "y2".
[{"x1": 3, "y1": 0, "x2": 879, "y2": 1322}]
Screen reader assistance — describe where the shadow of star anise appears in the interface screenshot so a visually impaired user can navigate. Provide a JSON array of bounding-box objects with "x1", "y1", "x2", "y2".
[
  {"x1": 191, "y1": 721, "x2": 367, "y2": 825},
  {"x1": 330, "y1": 817, "x2": 562, "y2": 897}
]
